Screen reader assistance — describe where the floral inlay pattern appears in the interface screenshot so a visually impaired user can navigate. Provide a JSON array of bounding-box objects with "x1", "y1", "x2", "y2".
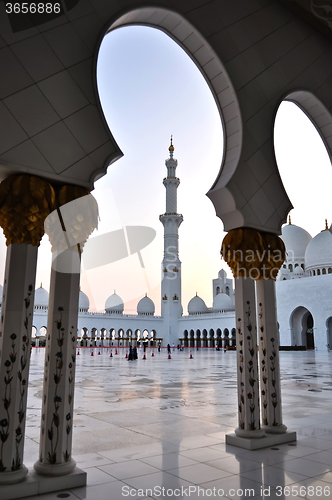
[
  {"x1": 258, "y1": 302, "x2": 279, "y2": 427},
  {"x1": 0, "y1": 285, "x2": 33, "y2": 472},
  {"x1": 47, "y1": 307, "x2": 65, "y2": 464},
  {"x1": 245, "y1": 301, "x2": 259, "y2": 431}
]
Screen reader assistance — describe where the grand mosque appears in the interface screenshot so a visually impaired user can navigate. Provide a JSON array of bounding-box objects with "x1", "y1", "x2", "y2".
[
  {"x1": 23, "y1": 142, "x2": 332, "y2": 352},
  {"x1": 3, "y1": 1, "x2": 332, "y2": 494}
]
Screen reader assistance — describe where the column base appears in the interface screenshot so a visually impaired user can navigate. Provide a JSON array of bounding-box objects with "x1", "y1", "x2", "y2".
[
  {"x1": 263, "y1": 423, "x2": 288, "y2": 434},
  {"x1": 0, "y1": 465, "x2": 28, "y2": 485},
  {"x1": 34, "y1": 458, "x2": 76, "y2": 476},
  {"x1": 0, "y1": 466, "x2": 86, "y2": 500},
  {"x1": 235, "y1": 428, "x2": 265, "y2": 439},
  {"x1": 226, "y1": 430, "x2": 297, "y2": 450}
]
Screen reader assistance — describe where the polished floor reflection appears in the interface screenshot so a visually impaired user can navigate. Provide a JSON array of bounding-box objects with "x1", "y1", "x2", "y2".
[{"x1": 23, "y1": 348, "x2": 332, "y2": 499}]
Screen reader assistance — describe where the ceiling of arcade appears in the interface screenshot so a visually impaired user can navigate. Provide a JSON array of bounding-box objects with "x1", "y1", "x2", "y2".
[{"x1": 0, "y1": 0, "x2": 332, "y2": 234}]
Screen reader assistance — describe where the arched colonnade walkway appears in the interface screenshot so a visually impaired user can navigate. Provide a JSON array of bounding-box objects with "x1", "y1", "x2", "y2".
[{"x1": 0, "y1": 0, "x2": 332, "y2": 494}]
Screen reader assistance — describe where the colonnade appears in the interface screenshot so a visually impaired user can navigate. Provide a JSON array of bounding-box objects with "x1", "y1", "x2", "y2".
[
  {"x1": 182, "y1": 329, "x2": 237, "y2": 348},
  {"x1": 78, "y1": 330, "x2": 158, "y2": 347},
  {"x1": 0, "y1": 178, "x2": 294, "y2": 485},
  {"x1": 0, "y1": 174, "x2": 98, "y2": 484}
]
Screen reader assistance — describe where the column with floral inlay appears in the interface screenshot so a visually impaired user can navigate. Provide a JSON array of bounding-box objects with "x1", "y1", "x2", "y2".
[
  {"x1": 222, "y1": 229, "x2": 264, "y2": 439},
  {"x1": 34, "y1": 188, "x2": 98, "y2": 476},
  {"x1": 257, "y1": 277, "x2": 287, "y2": 433},
  {"x1": 0, "y1": 175, "x2": 54, "y2": 484}
]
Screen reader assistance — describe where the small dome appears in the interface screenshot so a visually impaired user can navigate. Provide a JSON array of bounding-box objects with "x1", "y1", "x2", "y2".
[
  {"x1": 218, "y1": 269, "x2": 227, "y2": 279},
  {"x1": 213, "y1": 292, "x2": 233, "y2": 311},
  {"x1": 305, "y1": 230, "x2": 332, "y2": 271},
  {"x1": 79, "y1": 290, "x2": 89, "y2": 311},
  {"x1": 294, "y1": 264, "x2": 304, "y2": 275},
  {"x1": 188, "y1": 294, "x2": 207, "y2": 314},
  {"x1": 137, "y1": 295, "x2": 155, "y2": 315},
  {"x1": 34, "y1": 286, "x2": 49, "y2": 307},
  {"x1": 280, "y1": 224, "x2": 312, "y2": 261},
  {"x1": 105, "y1": 293, "x2": 124, "y2": 313}
]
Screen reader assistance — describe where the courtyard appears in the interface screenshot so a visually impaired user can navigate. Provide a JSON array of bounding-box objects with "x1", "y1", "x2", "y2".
[{"x1": 19, "y1": 348, "x2": 332, "y2": 499}]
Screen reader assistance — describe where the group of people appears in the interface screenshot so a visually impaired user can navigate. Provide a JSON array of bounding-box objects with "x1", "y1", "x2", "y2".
[{"x1": 128, "y1": 345, "x2": 138, "y2": 360}]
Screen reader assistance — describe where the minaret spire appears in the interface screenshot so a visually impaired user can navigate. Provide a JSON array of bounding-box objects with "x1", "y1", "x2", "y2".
[
  {"x1": 169, "y1": 135, "x2": 174, "y2": 159},
  {"x1": 160, "y1": 138, "x2": 183, "y2": 344}
]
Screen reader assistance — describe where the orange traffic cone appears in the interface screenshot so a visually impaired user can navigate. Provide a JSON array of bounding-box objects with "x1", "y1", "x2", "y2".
[
  {"x1": 77, "y1": 350, "x2": 80, "y2": 355},
  {"x1": 125, "y1": 351, "x2": 128, "y2": 359},
  {"x1": 151, "y1": 351, "x2": 154, "y2": 357},
  {"x1": 189, "y1": 352, "x2": 193, "y2": 359},
  {"x1": 115, "y1": 348, "x2": 118, "y2": 355},
  {"x1": 168, "y1": 353, "x2": 171, "y2": 359},
  {"x1": 110, "y1": 350, "x2": 113, "y2": 357},
  {"x1": 98, "y1": 350, "x2": 101, "y2": 355},
  {"x1": 91, "y1": 350, "x2": 94, "y2": 356}
]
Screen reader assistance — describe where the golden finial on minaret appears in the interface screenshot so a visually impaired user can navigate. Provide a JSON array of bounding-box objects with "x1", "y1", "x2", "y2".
[
  {"x1": 40, "y1": 282, "x2": 42, "y2": 288},
  {"x1": 169, "y1": 135, "x2": 174, "y2": 152},
  {"x1": 288, "y1": 215, "x2": 292, "y2": 225},
  {"x1": 79, "y1": 285, "x2": 81, "y2": 291},
  {"x1": 325, "y1": 219, "x2": 329, "y2": 230},
  {"x1": 195, "y1": 291, "x2": 197, "y2": 297},
  {"x1": 145, "y1": 293, "x2": 147, "y2": 297}
]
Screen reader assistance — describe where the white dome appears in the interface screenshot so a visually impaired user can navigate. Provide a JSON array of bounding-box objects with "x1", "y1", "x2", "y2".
[
  {"x1": 280, "y1": 224, "x2": 312, "y2": 261},
  {"x1": 79, "y1": 290, "x2": 89, "y2": 311},
  {"x1": 105, "y1": 293, "x2": 124, "y2": 313},
  {"x1": 188, "y1": 295, "x2": 207, "y2": 314},
  {"x1": 218, "y1": 269, "x2": 227, "y2": 279},
  {"x1": 294, "y1": 265, "x2": 304, "y2": 275},
  {"x1": 305, "y1": 230, "x2": 332, "y2": 270},
  {"x1": 34, "y1": 286, "x2": 49, "y2": 307},
  {"x1": 137, "y1": 296, "x2": 155, "y2": 315},
  {"x1": 213, "y1": 292, "x2": 233, "y2": 311}
]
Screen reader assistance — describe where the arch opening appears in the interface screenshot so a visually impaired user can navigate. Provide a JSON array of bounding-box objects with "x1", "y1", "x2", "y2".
[{"x1": 290, "y1": 306, "x2": 315, "y2": 349}]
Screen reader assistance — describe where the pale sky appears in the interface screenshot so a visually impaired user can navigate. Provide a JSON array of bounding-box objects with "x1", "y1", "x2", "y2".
[{"x1": 0, "y1": 26, "x2": 331, "y2": 314}]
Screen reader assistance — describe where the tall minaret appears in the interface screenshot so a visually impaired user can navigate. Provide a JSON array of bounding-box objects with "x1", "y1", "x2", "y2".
[{"x1": 160, "y1": 137, "x2": 183, "y2": 345}]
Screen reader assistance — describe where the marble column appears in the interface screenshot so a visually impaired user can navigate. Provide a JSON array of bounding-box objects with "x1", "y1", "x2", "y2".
[
  {"x1": 256, "y1": 279, "x2": 287, "y2": 434},
  {"x1": 34, "y1": 248, "x2": 80, "y2": 475},
  {"x1": 34, "y1": 188, "x2": 98, "y2": 476},
  {"x1": 0, "y1": 174, "x2": 55, "y2": 484},
  {"x1": 0, "y1": 244, "x2": 38, "y2": 483},
  {"x1": 234, "y1": 277, "x2": 264, "y2": 438}
]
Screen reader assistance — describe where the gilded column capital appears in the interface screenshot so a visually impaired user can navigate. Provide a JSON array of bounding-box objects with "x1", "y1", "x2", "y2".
[
  {"x1": 221, "y1": 228, "x2": 286, "y2": 280},
  {"x1": 0, "y1": 175, "x2": 55, "y2": 246}
]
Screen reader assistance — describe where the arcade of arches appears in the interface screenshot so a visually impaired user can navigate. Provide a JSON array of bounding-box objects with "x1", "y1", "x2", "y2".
[{"x1": 1, "y1": 0, "x2": 332, "y2": 496}]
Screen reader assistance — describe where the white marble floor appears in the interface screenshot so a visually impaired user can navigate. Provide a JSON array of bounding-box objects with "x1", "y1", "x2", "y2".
[{"x1": 21, "y1": 348, "x2": 332, "y2": 499}]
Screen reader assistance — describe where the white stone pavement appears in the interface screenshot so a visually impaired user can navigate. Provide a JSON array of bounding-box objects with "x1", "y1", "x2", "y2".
[{"x1": 14, "y1": 348, "x2": 332, "y2": 499}]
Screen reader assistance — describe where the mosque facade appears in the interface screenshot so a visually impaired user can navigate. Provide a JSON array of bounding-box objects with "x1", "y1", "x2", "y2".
[
  {"x1": 30, "y1": 142, "x2": 237, "y2": 350},
  {"x1": 276, "y1": 220, "x2": 332, "y2": 351},
  {"x1": 23, "y1": 144, "x2": 332, "y2": 352}
]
